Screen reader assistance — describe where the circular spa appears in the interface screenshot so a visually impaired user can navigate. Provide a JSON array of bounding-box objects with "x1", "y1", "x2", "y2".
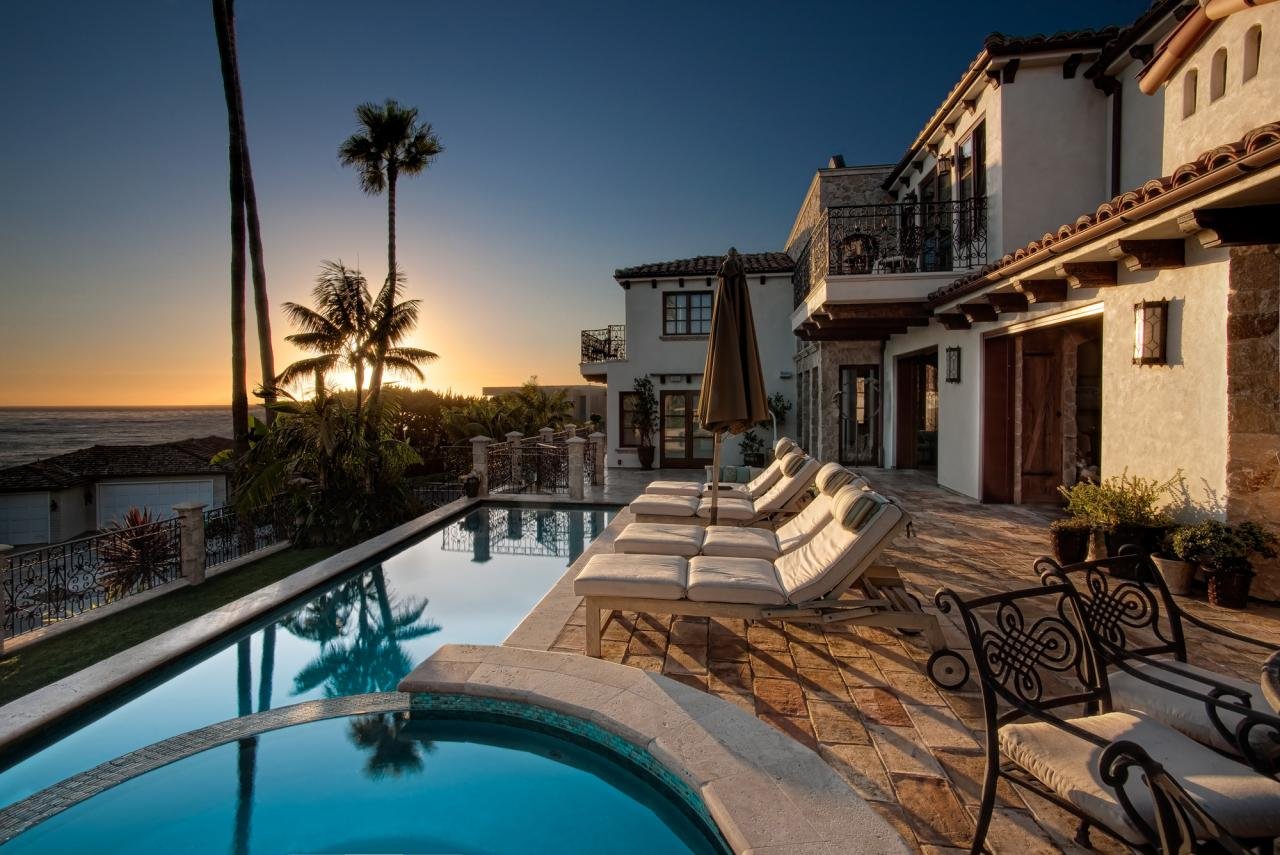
[{"x1": 2, "y1": 709, "x2": 728, "y2": 855}]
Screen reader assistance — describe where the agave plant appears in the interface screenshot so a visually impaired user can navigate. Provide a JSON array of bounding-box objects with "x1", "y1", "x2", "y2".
[{"x1": 97, "y1": 508, "x2": 180, "y2": 600}]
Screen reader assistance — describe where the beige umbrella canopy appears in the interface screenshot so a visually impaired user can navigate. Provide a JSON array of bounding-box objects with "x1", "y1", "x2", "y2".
[{"x1": 699, "y1": 248, "x2": 771, "y2": 525}]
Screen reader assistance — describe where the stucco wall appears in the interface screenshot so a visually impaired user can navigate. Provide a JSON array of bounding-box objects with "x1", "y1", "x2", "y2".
[
  {"x1": 1162, "y1": 4, "x2": 1278, "y2": 169},
  {"x1": 51, "y1": 486, "x2": 92, "y2": 541},
  {"x1": 1114, "y1": 61, "x2": 1166, "y2": 190}
]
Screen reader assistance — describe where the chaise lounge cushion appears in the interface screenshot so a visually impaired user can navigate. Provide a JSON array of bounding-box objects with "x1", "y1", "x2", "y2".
[
  {"x1": 574, "y1": 554, "x2": 687, "y2": 600},
  {"x1": 1108, "y1": 660, "x2": 1273, "y2": 757},
  {"x1": 686, "y1": 556, "x2": 786, "y2": 605},
  {"x1": 695, "y1": 495, "x2": 757, "y2": 521},
  {"x1": 644, "y1": 480, "x2": 703, "y2": 498},
  {"x1": 629, "y1": 494, "x2": 699, "y2": 517},
  {"x1": 999, "y1": 710, "x2": 1280, "y2": 844},
  {"x1": 776, "y1": 493, "x2": 904, "y2": 604},
  {"x1": 700, "y1": 526, "x2": 781, "y2": 560},
  {"x1": 614, "y1": 523, "x2": 705, "y2": 557}
]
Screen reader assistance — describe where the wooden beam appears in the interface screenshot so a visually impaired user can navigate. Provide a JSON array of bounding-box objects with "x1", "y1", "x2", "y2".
[
  {"x1": 1129, "y1": 43, "x2": 1154, "y2": 62},
  {"x1": 1106, "y1": 239, "x2": 1185, "y2": 271},
  {"x1": 1002, "y1": 58, "x2": 1020, "y2": 84},
  {"x1": 1013, "y1": 278, "x2": 1068, "y2": 304},
  {"x1": 962, "y1": 98, "x2": 977, "y2": 114},
  {"x1": 1178, "y1": 205, "x2": 1280, "y2": 248},
  {"x1": 936, "y1": 313, "x2": 971, "y2": 331},
  {"x1": 987, "y1": 291, "x2": 1029, "y2": 313},
  {"x1": 1062, "y1": 52, "x2": 1083, "y2": 79},
  {"x1": 1054, "y1": 261, "x2": 1117, "y2": 289},
  {"x1": 958, "y1": 302, "x2": 998, "y2": 323},
  {"x1": 822, "y1": 301, "x2": 931, "y2": 321}
]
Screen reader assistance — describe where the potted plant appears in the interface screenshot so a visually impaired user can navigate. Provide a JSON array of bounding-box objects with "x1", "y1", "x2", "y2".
[
  {"x1": 1049, "y1": 516, "x2": 1092, "y2": 565},
  {"x1": 1151, "y1": 526, "x2": 1196, "y2": 596},
  {"x1": 739, "y1": 430, "x2": 766, "y2": 468},
  {"x1": 460, "y1": 470, "x2": 481, "y2": 499},
  {"x1": 1101, "y1": 471, "x2": 1177, "y2": 559},
  {"x1": 631, "y1": 377, "x2": 658, "y2": 470},
  {"x1": 1170, "y1": 520, "x2": 1278, "y2": 608}
]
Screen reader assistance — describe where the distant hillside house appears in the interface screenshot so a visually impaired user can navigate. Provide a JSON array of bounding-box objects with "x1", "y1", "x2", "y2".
[
  {"x1": 0, "y1": 436, "x2": 232, "y2": 546},
  {"x1": 481, "y1": 384, "x2": 608, "y2": 426}
]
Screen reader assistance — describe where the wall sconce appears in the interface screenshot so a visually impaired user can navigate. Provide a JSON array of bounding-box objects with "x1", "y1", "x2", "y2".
[
  {"x1": 1133, "y1": 299, "x2": 1169, "y2": 365},
  {"x1": 945, "y1": 346, "x2": 962, "y2": 383},
  {"x1": 936, "y1": 153, "x2": 954, "y2": 173}
]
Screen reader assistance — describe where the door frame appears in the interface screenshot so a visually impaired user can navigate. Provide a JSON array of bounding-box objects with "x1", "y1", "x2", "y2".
[
  {"x1": 838, "y1": 363, "x2": 882, "y2": 467},
  {"x1": 659, "y1": 389, "x2": 713, "y2": 469},
  {"x1": 893, "y1": 347, "x2": 938, "y2": 470}
]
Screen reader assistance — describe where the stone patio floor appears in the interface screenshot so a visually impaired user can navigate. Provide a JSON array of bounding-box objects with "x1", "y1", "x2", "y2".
[{"x1": 535, "y1": 467, "x2": 1280, "y2": 854}]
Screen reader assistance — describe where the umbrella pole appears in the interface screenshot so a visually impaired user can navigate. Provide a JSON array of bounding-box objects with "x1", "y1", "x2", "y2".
[{"x1": 709, "y1": 431, "x2": 722, "y2": 526}]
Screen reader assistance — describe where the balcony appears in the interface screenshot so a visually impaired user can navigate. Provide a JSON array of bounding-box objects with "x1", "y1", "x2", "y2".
[
  {"x1": 793, "y1": 198, "x2": 987, "y2": 308},
  {"x1": 580, "y1": 324, "x2": 625, "y2": 380}
]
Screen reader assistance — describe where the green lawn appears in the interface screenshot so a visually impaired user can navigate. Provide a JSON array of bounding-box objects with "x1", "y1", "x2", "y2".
[{"x1": 0, "y1": 546, "x2": 336, "y2": 707}]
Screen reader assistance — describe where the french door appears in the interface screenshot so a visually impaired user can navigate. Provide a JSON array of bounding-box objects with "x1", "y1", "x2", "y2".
[
  {"x1": 838, "y1": 365, "x2": 881, "y2": 466},
  {"x1": 660, "y1": 390, "x2": 714, "y2": 468}
]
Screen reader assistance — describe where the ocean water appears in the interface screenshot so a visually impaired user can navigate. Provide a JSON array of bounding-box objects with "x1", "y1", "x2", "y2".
[{"x1": 0, "y1": 407, "x2": 259, "y2": 469}]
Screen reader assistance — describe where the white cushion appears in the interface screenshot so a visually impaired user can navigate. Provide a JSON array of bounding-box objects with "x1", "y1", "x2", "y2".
[
  {"x1": 1109, "y1": 660, "x2": 1274, "y2": 757},
  {"x1": 630, "y1": 494, "x2": 699, "y2": 517},
  {"x1": 1000, "y1": 711, "x2": 1280, "y2": 844},
  {"x1": 774, "y1": 493, "x2": 833, "y2": 554},
  {"x1": 775, "y1": 500, "x2": 904, "y2": 604},
  {"x1": 773, "y1": 436, "x2": 798, "y2": 458},
  {"x1": 701, "y1": 526, "x2": 781, "y2": 560},
  {"x1": 644, "y1": 480, "x2": 702, "y2": 497},
  {"x1": 614, "y1": 523, "x2": 705, "y2": 557},
  {"x1": 815, "y1": 463, "x2": 858, "y2": 495},
  {"x1": 754, "y1": 456, "x2": 821, "y2": 513},
  {"x1": 695, "y1": 495, "x2": 756, "y2": 521},
  {"x1": 574, "y1": 553, "x2": 687, "y2": 600},
  {"x1": 687, "y1": 556, "x2": 786, "y2": 605}
]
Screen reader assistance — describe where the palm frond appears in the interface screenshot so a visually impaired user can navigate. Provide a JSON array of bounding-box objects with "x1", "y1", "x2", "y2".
[
  {"x1": 385, "y1": 346, "x2": 437, "y2": 363},
  {"x1": 276, "y1": 354, "x2": 339, "y2": 387},
  {"x1": 381, "y1": 355, "x2": 426, "y2": 381}
]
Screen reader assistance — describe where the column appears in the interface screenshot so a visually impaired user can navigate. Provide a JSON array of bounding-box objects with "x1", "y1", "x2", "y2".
[
  {"x1": 566, "y1": 437, "x2": 586, "y2": 500},
  {"x1": 0, "y1": 544, "x2": 11, "y2": 654},
  {"x1": 589, "y1": 431, "x2": 606, "y2": 486},
  {"x1": 471, "y1": 435, "x2": 492, "y2": 497},
  {"x1": 538, "y1": 426, "x2": 554, "y2": 444},
  {"x1": 506, "y1": 431, "x2": 524, "y2": 488},
  {"x1": 173, "y1": 501, "x2": 208, "y2": 585}
]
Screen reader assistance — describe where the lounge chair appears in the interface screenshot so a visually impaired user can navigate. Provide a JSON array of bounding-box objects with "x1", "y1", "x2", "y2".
[
  {"x1": 614, "y1": 462, "x2": 866, "y2": 559},
  {"x1": 643, "y1": 436, "x2": 798, "y2": 498},
  {"x1": 627, "y1": 451, "x2": 820, "y2": 526},
  {"x1": 577, "y1": 486, "x2": 968, "y2": 687}
]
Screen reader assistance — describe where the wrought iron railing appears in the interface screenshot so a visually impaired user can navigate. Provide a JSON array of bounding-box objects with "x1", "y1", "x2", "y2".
[
  {"x1": 793, "y1": 197, "x2": 988, "y2": 307},
  {"x1": 3, "y1": 515, "x2": 182, "y2": 638},
  {"x1": 204, "y1": 502, "x2": 291, "y2": 569},
  {"x1": 409, "y1": 482, "x2": 465, "y2": 510},
  {"x1": 580, "y1": 325, "x2": 626, "y2": 364},
  {"x1": 441, "y1": 507, "x2": 610, "y2": 559}
]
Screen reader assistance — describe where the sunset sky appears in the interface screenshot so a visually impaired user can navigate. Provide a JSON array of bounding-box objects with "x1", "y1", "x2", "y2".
[{"x1": 0, "y1": 0, "x2": 1141, "y2": 406}]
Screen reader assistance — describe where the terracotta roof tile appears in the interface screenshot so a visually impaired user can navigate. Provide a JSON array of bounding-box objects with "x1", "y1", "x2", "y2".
[
  {"x1": 614, "y1": 252, "x2": 795, "y2": 280},
  {"x1": 926, "y1": 121, "x2": 1280, "y2": 307},
  {"x1": 0, "y1": 436, "x2": 233, "y2": 493}
]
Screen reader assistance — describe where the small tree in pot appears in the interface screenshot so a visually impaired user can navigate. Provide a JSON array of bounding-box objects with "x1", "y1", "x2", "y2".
[
  {"x1": 1170, "y1": 520, "x2": 1278, "y2": 608},
  {"x1": 631, "y1": 377, "x2": 658, "y2": 470}
]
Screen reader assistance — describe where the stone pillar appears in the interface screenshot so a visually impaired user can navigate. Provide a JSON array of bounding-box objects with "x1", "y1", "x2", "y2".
[
  {"x1": 173, "y1": 502, "x2": 208, "y2": 585},
  {"x1": 589, "y1": 431, "x2": 606, "y2": 486},
  {"x1": 538, "y1": 426, "x2": 554, "y2": 444},
  {"x1": 471, "y1": 435, "x2": 492, "y2": 497},
  {"x1": 566, "y1": 437, "x2": 586, "y2": 500},
  {"x1": 506, "y1": 431, "x2": 524, "y2": 486},
  {"x1": 0, "y1": 544, "x2": 10, "y2": 654},
  {"x1": 569, "y1": 510, "x2": 585, "y2": 562},
  {"x1": 564, "y1": 422, "x2": 577, "y2": 438}
]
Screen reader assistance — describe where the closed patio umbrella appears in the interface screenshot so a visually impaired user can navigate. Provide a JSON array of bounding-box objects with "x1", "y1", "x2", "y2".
[{"x1": 699, "y1": 248, "x2": 771, "y2": 525}]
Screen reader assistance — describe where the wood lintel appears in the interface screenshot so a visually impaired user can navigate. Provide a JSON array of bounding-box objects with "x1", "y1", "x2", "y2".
[
  {"x1": 987, "y1": 291, "x2": 1029, "y2": 313},
  {"x1": 1013, "y1": 278, "x2": 1068, "y2": 303},
  {"x1": 1054, "y1": 261, "x2": 1117, "y2": 289},
  {"x1": 1106, "y1": 238, "x2": 1185, "y2": 271},
  {"x1": 1178, "y1": 205, "x2": 1280, "y2": 248}
]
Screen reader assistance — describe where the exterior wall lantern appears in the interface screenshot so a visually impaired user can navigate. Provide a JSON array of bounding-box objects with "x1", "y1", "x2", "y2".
[
  {"x1": 1133, "y1": 299, "x2": 1169, "y2": 365},
  {"x1": 945, "y1": 346, "x2": 962, "y2": 383}
]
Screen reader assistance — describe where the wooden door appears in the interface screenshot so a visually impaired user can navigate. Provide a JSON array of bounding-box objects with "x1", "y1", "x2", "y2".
[
  {"x1": 660, "y1": 390, "x2": 714, "y2": 468},
  {"x1": 1020, "y1": 331, "x2": 1062, "y2": 503},
  {"x1": 982, "y1": 336, "x2": 1015, "y2": 503}
]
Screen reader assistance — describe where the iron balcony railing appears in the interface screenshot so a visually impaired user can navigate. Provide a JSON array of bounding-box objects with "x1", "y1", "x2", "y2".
[
  {"x1": 580, "y1": 325, "x2": 626, "y2": 364},
  {"x1": 793, "y1": 197, "x2": 988, "y2": 307}
]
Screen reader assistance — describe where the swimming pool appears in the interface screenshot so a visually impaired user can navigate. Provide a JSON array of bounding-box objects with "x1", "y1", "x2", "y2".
[
  {"x1": 2, "y1": 711, "x2": 724, "y2": 854},
  {"x1": 0, "y1": 504, "x2": 614, "y2": 806}
]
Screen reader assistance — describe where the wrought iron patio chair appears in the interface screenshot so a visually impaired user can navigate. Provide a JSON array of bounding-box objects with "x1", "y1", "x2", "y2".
[
  {"x1": 1037, "y1": 553, "x2": 1280, "y2": 772},
  {"x1": 935, "y1": 581, "x2": 1280, "y2": 854}
]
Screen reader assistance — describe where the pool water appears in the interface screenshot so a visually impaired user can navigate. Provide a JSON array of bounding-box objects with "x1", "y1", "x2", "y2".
[
  {"x1": 0, "y1": 505, "x2": 614, "y2": 806},
  {"x1": 3, "y1": 714, "x2": 722, "y2": 854}
]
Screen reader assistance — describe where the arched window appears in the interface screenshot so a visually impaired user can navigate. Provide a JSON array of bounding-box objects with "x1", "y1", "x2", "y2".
[
  {"x1": 1244, "y1": 25, "x2": 1262, "y2": 82},
  {"x1": 1210, "y1": 48, "x2": 1228, "y2": 101},
  {"x1": 1183, "y1": 68, "x2": 1198, "y2": 118}
]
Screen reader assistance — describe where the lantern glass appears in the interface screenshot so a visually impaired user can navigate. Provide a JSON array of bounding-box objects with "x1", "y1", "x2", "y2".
[
  {"x1": 945, "y1": 346, "x2": 962, "y2": 383},
  {"x1": 1133, "y1": 300, "x2": 1169, "y2": 365}
]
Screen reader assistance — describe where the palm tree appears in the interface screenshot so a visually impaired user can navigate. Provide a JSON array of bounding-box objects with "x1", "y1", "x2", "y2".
[
  {"x1": 506, "y1": 377, "x2": 574, "y2": 432},
  {"x1": 276, "y1": 262, "x2": 438, "y2": 422},
  {"x1": 338, "y1": 100, "x2": 442, "y2": 415}
]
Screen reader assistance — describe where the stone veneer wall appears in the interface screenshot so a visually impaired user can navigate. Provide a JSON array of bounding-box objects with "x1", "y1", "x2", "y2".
[
  {"x1": 794, "y1": 339, "x2": 882, "y2": 464},
  {"x1": 1225, "y1": 245, "x2": 1280, "y2": 599},
  {"x1": 785, "y1": 169, "x2": 893, "y2": 257}
]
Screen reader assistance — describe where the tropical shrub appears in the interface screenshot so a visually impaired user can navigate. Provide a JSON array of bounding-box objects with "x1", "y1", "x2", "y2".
[
  {"x1": 97, "y1": 508, "x2": 181, "y2": 599},
  {"x1": 1169, "y1": 520, "x2": 1278, "y2": 572},
  {"x1": 1058, "y1": 470, "x2": 1180, "y2": 528}
]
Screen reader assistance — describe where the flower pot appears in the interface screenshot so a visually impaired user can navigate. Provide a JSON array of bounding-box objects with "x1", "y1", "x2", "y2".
[
  {"x1": 1151, "y1": 555, "x2": 1194, "y2": 596},
  {"x1": 637, "y1": 445, "x2": 655, "y2": 470},
  {"x1": 1051, "y1": 527, "x2": 1090, "y2": 565},
  {"x1": 1104, "y1": 525, "x2": 1166, "y2": 558},
  {"x1": 461, "y1": 476, "x2": 481, "y2": 499},
  {"x1": 1207, "y1": 569, "x2": 1253, "y2": 609},
  {"x1": 742, "y1": 452, "x2": 765, "y2": 468}
]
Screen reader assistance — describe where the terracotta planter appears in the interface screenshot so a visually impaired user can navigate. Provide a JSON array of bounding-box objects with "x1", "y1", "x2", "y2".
[
  {"x1": 1051, "y1": 528, "x2": 1090, "y2": 565},
  {"x1": 1151, "y1": 555, "x2": 1194, "y2": 596},
  {"x1": 1207, "y1": 564, "x2": 1254, "y2": 609},
  {"x1": 637, "y1": 445, "x2": 655, "y2": 470}
]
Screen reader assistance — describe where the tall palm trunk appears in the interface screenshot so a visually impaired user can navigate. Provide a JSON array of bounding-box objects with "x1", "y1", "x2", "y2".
[
  {"x1": 243, "y1": 146, "x2": 276, "y2": 424},
  {"x1": 213, "y1": 0, "x2": 249, "y2": 455},
  {"x1": 366, "y1": 165, "x2": 397, "y2": 418},
  {"x1": 234, "y1": 638, "x2": 257, "y2": 855}
]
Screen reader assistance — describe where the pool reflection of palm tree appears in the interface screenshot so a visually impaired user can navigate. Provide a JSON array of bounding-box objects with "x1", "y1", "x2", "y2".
[{"x1": 347, "y1": 712, "x2": 436, "y2": 778}]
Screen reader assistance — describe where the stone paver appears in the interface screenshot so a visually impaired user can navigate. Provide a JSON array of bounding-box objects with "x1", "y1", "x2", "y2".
[{"x1": 538, "y1": 467, "x2": 1280, "y2": 853}]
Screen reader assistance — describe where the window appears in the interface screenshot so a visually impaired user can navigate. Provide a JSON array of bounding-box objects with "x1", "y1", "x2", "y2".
[
  {"x1": 1244, "y1": 25, "x2": 1262, "y2": 82},
  {"x1": 1183, "y1": 68, "x2": 1198, "y2": 118},
  {"x1": 956, "y1": 123, "x2": 986, "y2": 201},
  {"x1": 663, "y1": 291, "x2": 712, "y2": 336},
  {"x1": 1210, "y1": 48, "x2": 1228, "y2": 101},
  {"x1": 618, "y1": 392, "x2": 641, "y2": 447}
]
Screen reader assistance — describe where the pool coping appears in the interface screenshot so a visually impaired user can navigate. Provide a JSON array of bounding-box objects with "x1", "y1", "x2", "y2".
[{"x1": 399, "y1": 644, "x2": 911, "y2": 855}]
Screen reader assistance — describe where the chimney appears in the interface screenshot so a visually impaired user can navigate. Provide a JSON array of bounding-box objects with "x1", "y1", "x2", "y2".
[{"x1": 827, "y1": 154, "x2": 846, "y2": 169}]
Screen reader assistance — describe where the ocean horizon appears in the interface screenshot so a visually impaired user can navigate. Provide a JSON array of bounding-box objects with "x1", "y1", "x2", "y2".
[{"x1": 0, "y1": 406, "x2": 265, "y2": 469}]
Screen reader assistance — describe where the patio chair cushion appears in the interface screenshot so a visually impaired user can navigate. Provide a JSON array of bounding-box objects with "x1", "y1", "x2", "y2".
[
  {"x1": 754, "y1": 456, "x2": 822, "y2": 513},
  {"x1": 614, "y1": 523, "x2": 705, "y2": 557},
  {"x1": 687, "y1": 556, "x2": 786, "y2": 605},
  {"x1": 776, "y1": 495, "x2": 904, "y2": 604},
  {"x1": 644, "y1": 480, "x2": 703, "y2": 498},
  {"x1": 695, "y1": 496, "x2": 757, "y2": 522},
  {"x1": 1109, "y1": 659, "x2": 1273, "y2": 757},
  {"x1": 700, "y1": 526, "x2": 781, "y2": 560},
  {"x1": 630, "y1": 494, "x2": 699, "y2": 518},
  {"x1": 574, "y1": 554, "x2": 688, "y2": 600},
  {"x1": 779, "y1": 451, "x2": 808, "y2": 477},
  {"x1": 999, "y1": 710, "x2": 1280, "y2": 844},
  {"x1": 815, "y1": 463, "x2": 859, "y2": 496},
  {"x1": 774, "y1": 437, "x2": 797, "y2": 458}
]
